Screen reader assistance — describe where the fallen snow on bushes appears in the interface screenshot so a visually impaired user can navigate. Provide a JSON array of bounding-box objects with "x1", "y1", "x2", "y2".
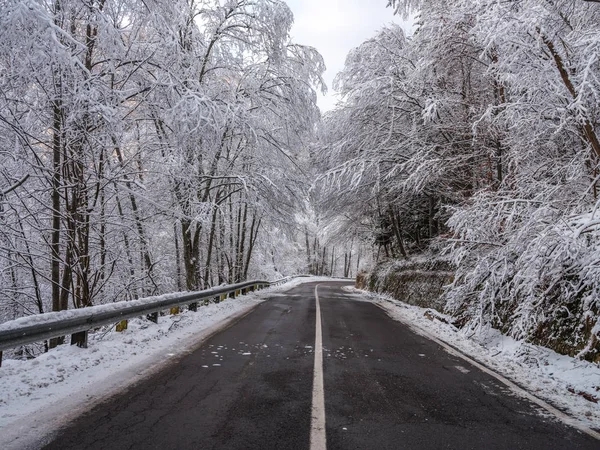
[
  {"x1": 0, "y1": 279, "x2": 325, "y2": 449},
  {"x1": 359, "y1": 289, "x2": 600, "y2": 432}
]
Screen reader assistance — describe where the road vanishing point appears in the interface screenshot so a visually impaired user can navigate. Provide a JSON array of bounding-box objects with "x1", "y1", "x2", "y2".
[{"x1": 42, "y1": 281, "x2": 598, "y2": 449}]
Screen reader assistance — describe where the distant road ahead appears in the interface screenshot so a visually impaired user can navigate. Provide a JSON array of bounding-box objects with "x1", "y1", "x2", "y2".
[{"x1": 43, "y1": 281, "x2": 598, "y2": 449}]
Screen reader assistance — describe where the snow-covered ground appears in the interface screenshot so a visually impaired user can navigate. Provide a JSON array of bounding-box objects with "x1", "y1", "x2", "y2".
[
  {"x1": 0, "y1": 277, "x2": 327, "y2": 450},
  {"x1": 351, "y1": 287, "x2": 600, "y2": 434}
]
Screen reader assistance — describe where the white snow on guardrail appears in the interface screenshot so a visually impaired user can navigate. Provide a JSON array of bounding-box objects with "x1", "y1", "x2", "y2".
[{"x1": 0, "y1": 292, "x2": 189, "y2": 332}]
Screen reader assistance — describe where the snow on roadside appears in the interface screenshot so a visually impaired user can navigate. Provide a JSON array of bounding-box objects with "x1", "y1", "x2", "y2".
[
  {"x1": 354, "y1": 288, "x2": 600, "y2": 431},
  {"x1": 0, "y1": 295, "x2": 256, "y2": 421},
  {"x1": 0, "y1": 284, "x2": 287, "y2": 448},
  {"x1": 0, "y1": 276, "x2": 332, "y2": 449}
]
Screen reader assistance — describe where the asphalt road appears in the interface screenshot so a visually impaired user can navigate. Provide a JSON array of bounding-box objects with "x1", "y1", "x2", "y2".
[{"x1": 42, "y1": 281, "x2": 598, "y2": 450}]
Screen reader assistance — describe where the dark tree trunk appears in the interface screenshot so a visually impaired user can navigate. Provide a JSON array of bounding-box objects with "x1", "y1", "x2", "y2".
[{"x1": 174, "y1": 222, "x2": 182, "y2": 291}]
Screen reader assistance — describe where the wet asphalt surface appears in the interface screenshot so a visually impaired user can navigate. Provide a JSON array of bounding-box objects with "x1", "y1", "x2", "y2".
[{"x1": 42, "y1": 281, "x2": 598, "y2": 449}]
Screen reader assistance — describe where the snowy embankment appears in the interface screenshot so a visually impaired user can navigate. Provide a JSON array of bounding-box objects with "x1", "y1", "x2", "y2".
[
  {"x1": 0, "y1": 278, "x2": 320, "y2": 449},
  {"x1": 355, "y1": 288, "x2": 600, "y2": 433}
]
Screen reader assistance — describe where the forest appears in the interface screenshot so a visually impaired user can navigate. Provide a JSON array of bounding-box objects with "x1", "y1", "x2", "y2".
[
  {"x1": 0, "y1": 0, "x2": 326, "y2": 343},
  {"x1": 316, "y1": 0, "x2": 600, "y2": 360},
  {"x1": 1, "y1": 0, "x2": 599, "y2": 361}
]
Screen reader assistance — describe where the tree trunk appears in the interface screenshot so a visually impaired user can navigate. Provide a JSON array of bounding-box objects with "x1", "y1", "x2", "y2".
[
  {"x1": 330, "y1": 247, "x2": 335, "y2": 277},
  {"x1": 305, "y1": 225, "x2": 312, "y2": 273},
  {"x1": 181, "y1": 217, "x2": 200, "y2": 290},
  {"x1": 344, "y1": 250, "x2": 352, "y2": 278},
  {"x1": 243, "y1": 213, "x2": 261, "y2": 280},
  {"x1": 114, "y1": 186, "x2": 138, "y2": 299},
  {"x1": 49, "y1": 96, "x2": 63, "y2": 349},
  {"x1": 113, "y1": 145, "x2": 156, "y2": 294},
  {"x1": 203, "y1": 198, "x2": 221, "y2": 288},
  {"x1": 389, "y1": 207, "x2": 408, "y2": 259},
  {"x1": 174, "y1": 222, "x2": 182, "y2": 291},
  {"x1": 539, "y1": 29, "x2": 600, "y2": 161}
]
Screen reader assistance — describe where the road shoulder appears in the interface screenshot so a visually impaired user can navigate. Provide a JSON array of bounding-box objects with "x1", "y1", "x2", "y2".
[{"x1": 359, "y1": 289, "x2": 600, "y2": 439}]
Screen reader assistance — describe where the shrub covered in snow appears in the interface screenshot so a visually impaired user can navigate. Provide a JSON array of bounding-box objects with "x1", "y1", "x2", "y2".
[{"x1": 446, "y1": 202, "x2": 600, "y2": 362}]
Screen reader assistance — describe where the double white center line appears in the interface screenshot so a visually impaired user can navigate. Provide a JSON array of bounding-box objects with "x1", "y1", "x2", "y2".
[{"x1": 310, "y1": 285, "x2": 327, "y2": 450}]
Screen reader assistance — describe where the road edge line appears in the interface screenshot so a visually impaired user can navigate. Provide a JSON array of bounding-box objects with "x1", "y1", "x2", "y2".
[
  {"x1": 374, "y1": 301, "x2": 600, "y2": 441},
  {"x1": 310, "y1": 285, "x2": 327, "y2": 450}
]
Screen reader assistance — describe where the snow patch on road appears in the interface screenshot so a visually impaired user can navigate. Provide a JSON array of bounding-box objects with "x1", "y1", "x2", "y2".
[{"x1": 354, "y1": 288, "x2": 600, "y2": 432}]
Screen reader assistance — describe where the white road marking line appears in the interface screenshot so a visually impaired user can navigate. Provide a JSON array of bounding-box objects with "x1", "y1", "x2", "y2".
[
  {"x1": 310, "y1": 285, "x2": 327, "y2": 450},
  {"x1": 374, "y1": 302, "x2": 600, "y2": 441}
]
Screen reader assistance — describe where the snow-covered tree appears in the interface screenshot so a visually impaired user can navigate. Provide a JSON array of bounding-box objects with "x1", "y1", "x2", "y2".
[
  {"x1": 0, "y1": 0, "x2": 324, "y2": 353},
  {"x1": 317, "y1": 0, "x2": 600, "y2": 360}
]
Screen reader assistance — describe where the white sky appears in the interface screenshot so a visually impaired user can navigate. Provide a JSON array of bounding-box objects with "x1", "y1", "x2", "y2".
[{"x1": 284, "y1": 0, "x2": 412, "y2": 112}]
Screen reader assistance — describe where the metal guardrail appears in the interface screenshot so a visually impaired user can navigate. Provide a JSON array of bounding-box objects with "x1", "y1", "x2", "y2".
[
  {"x1": 269, "y1": 274, "x2": 311, "y2": 286},
  {"x1": 0, "y1": 274, "x2": 352, "y2": 364},
  {"x1": 0, "y1": 279, "x2": 271, "y2": 360}
]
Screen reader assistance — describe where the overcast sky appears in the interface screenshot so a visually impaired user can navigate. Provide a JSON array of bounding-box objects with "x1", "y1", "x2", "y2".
[{"x1": 284, "y1": 0, "x2": 412, "y2": 112}]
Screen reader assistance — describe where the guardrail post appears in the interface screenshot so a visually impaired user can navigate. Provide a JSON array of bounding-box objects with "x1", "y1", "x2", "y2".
[
  {"x1": 189, "y1": 302, "x2": 198, "y2": 312},
  {"x1": 116, "y1": 320, "x2": 128, "y2": 332},
  {"x1": 49, "y1": 336, "x2": 65, "y2": 348},
  {"x1": 0, "y1": 351, "x2": 2, "y2": 368},
  {"x1": 147, "y1": 312, "x2": 158, "y2": 323},
  {"x1": 71, "y1": 331, "x2": 88, "y2": 348}
]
